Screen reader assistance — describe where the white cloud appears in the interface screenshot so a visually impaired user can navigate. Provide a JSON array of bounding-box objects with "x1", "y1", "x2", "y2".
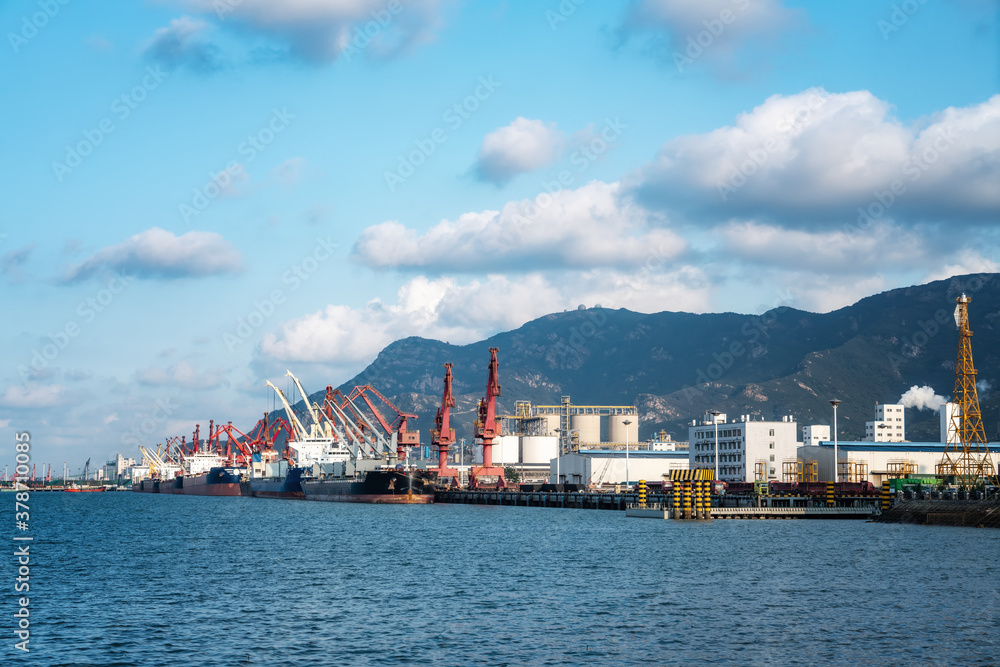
[
  {"x1": 353, "y1": 181, "x2": 687, "y2": 271},
  {"x1": 65, "y1": 227, "x2": 243, "y2": 282},
  {"x1": 0, "y1": 384, "x2": 69, "y2": 409},
  {"x1": 474, "y1": 118, "x2": 562, "y2": 185},
  {"x1": 143, "y1": 15, "x2": 222, "y2": 72},
  {"x1": 0, "y1": 419, "x2": 11, "y2": 428},
  {"x1": 621, "y1": 0, "x2": 802, "y2": 74},
  {"x1": 260, "y1": 267, "x2": 712, "y2": 369},
  {"x1": 103, "y1": 413, "x2": 119, "y2": 425},
  {"x1": 632, "y1": 89, "x2": 1000, "y2": 224},
  {"x1": 900, "y1": 385, "x2": 948, "y2": 411},
  {"x1": 135, "y1": 362, "x2": 227, "y2": 389},
  {"x1": 717, "y1": 220, "x2": 929, "y2": 274},
  {"x1": 174, "y1": 0, "x2": 446, "y2": 62},
  {"x1": 924, "y1": 249, "x2": 1000, "y2": 283}
]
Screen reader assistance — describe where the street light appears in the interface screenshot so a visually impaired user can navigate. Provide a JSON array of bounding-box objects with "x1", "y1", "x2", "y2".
[
  {"x1": 830, "y1": 399, "x2": 841, "y2": 484},
  {"x1": 710, "y1": 409, "x2": 722, "y2": 481},
  {"x1": 623, "y1": 419, "x2": 633, "y2": 489}
]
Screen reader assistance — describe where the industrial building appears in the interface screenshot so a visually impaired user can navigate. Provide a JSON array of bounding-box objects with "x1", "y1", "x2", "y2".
[
  {"x1": 864, "y1": 403, "x2": 906, "y2": 442},
  {"x1": 549, "y1": 450, "x2": 689, "y2": 486},
  {"x1": 796, "y1": 440, "x2": 998, "y2": 484},
  {"x1": 688, "y1": 412, "x2": 799, "y2": 482},
  {"x1": 802, "y1": 425, "x2": 830, "y2": 446},
  {"x1": 525, "y1": 396, "x2": 639, "y2": 449},
  {"x1": 478, "y1": 397, "x2": 641, "y2": 483}
]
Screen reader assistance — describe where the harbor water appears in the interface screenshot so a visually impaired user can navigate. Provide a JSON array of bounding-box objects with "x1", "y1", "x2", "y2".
[{"x1": 5, "y1": 493, "x2": 1000, "y2": 665}]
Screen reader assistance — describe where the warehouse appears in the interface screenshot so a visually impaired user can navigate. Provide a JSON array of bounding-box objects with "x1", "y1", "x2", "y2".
[
  {"x1": 796, "y1": 441, "x2": 999, "y2": 484},
  {"x1": 550, "y1": 450, "x2": 689, "y2": 487}
]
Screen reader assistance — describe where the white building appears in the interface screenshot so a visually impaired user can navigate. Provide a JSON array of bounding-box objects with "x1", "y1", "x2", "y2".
[
  {"x1": 796, "y1": 441, "x2": 998, "y2": 483},
  {"x1": 802, "y1": 425, "x2": 830, "y2": 446},
  {"x1": 865, "y1": 403, "x2": 906, "y2": 442},
  {"x1": 550, "y1": 450, "x2": 689, "y2": 486},
  {"x1": 940, "y1": 402, "x2": 960, "y2": 443},
  {"x1": 688, "y1": 413, "x2": 799, "y2": 482}
]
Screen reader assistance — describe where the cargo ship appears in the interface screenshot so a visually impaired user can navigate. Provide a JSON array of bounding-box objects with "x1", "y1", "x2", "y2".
[
  {"x1": 301, "y1": 467, "x2": 435, "y2": 504},
  {"x1": 160, "y1": 475, "x2": 184, "y2": 494},
  {"x1": 132, "y1": 478, "x2": 155, "y2": 492},
  {"x1": 182, "y1": 466, "x2": 244, "y2": 496},
  {"x1": 240, "y1": 466, "x2": 307, "y2": 499}
]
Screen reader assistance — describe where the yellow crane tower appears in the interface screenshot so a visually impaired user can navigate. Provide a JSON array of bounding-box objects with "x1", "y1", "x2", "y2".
[{"x1": 938, "y1": 293, "x2": 996, "y2": 489}]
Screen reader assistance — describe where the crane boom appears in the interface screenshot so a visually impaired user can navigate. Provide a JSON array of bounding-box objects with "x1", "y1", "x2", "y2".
[
  {"x1": 266, "y1": 381, "x2": 309, "y2": 442},
  {"x1": 286, "y1": 370, "x2": 323, "y2": 435}
]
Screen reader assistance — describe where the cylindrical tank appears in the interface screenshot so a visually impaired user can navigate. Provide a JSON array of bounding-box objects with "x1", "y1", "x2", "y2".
[
  {"x1": 473, "y1": 435, "x2": 520, "y2": 464},
  {"x1": 521, "y1": 436, "x2": 558, "y2": 464},
  {"x1": 541, "y1": 415, "x2": 561, "y2": 436},
  {"x1": 571, "y1": 414, "x2": 601, "y2": 445},
  {"x1": 608, "y1": 415, "x2": 638, "y2": 444}
]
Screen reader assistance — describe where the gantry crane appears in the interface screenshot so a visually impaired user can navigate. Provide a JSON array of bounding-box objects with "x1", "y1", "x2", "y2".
[
  {"x1": 470, "y1": 348, "x2": 507, "y2": 489},
  {"x1": 431, "y1": 363, "x2": 461, "y2": 487}
]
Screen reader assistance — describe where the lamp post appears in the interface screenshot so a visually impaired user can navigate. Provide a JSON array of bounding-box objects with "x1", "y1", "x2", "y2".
[
  {"x1": 710, "y1": 409, "x2": 721, "y2": 481},
  {"x1": 623, "y1": 419, "x2": 633, "y2": 489},
  {"x1": 830, "y1": 399, "x2": 841, "y2": 484}
]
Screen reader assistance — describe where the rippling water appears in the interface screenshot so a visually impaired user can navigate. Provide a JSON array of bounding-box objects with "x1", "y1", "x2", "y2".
[{"x1": 4, "y1": 493, "x2": 1000, "y2": 665}]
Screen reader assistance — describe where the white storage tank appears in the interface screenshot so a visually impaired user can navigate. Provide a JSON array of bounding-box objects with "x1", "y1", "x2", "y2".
[
  {"x1": 472, "y1": 435, "x2": 520, "y2": 464},
  {"x1": 541, "y1": 415, "x2": 562, "y2": 436},
  {"x1": 521, "y1": 436, "x2": 558, "y2": 464},
  {"x1": 571, "y1": 414, "x2": 601, "y2": 445},
  {"x1": 608, "y1": 415, "x2": 638, "y2": 444}
]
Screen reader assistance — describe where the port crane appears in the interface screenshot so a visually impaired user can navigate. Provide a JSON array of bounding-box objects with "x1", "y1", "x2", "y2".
[
  {"x1": 431, "y1": 363, "x2": 461, "y2": 487},
  {"x1": 344, "y1": 385, "x2": 421, "y2": 463},
  {"x1": 266, "y1": 372, "x2": 351, "y2": 467},
  {"x1": 470, "y1": 348, "x2": 508, "y2": 489}
]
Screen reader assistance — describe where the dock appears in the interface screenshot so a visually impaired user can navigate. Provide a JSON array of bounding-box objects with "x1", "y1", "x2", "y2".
[
  {"x1": 434, "y1": 489, "x2": 881, "y2": 520},
  {"x1": 625, "y1": 504, "x2": 878, "y2": 520}
]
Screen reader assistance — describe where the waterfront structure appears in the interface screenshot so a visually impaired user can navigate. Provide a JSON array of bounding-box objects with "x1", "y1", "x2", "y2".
[
  {"x1": 525, "y1": 396, "x2": 638, "y2": 451},
  {"x1": 802, "y1": 425, "x2": 830, "y2": 446},
  {"x1": 797, "y1": 440, "x2": 999, "y2": 485},
  {"x1": 550, "y1": 450, "x2": 688, "y2": 486},
  {"x1": 103, "y1": 454, "x2": 136, "y2": 484},
  {"x1": 864, "y1": 403, "x2": 906, "y2": 442},
  {"x1": 688, "y1": 413, "x2": 799, "y2": 482},
  {"x1": 649, "y1": 430, "x2": 683, "y2": 451}
]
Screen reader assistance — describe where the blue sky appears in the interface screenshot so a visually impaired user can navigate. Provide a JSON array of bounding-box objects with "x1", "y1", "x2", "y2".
[{"x1": 1, "y1": 0, "x2": 998, "y2": 475}]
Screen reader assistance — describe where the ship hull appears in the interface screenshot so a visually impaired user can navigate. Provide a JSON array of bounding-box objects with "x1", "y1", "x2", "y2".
[
  {"x1": 133, "y1": 479, "x2": 160, "y2": 493},
  {"x1": 160, "y1": 477, "x2": 184, "y2": 495},
  {"x1": 182, "y1": 467, "x2": 243, "y2": 496},
  {"x1": 240, "y1": 467, "x2": 307, "y2": 499},
  {"x1": 302, "y1": 470, "x2": 434, "y2": 504}
]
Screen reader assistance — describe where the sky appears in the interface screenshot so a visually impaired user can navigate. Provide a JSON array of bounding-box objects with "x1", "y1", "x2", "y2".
[{"x1": 1, "y1": 0, "x2": 998, "y2": 475}]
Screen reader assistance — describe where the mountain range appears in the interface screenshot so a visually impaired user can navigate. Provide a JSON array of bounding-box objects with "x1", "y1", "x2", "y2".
[{"x1": 296, "y1": 273, "x2": 1000, "y2": 446}]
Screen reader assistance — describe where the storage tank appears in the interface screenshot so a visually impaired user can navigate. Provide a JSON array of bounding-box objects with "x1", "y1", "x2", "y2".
[
  {"x1": 571, "y1": 414, "x2": 601, "y2": 445},
  {"x1": 608, "y1": 415, "x2": 638, "y2": 444},
  {"x1": 472, "y1": 435, "x2": 520, "y2": 464},
  {"x1": 541, "y1": 414, "x2": 562, "y2": 436},
  {"x1": 521, "y1": 436, "x2": 558, "y2": 464}
]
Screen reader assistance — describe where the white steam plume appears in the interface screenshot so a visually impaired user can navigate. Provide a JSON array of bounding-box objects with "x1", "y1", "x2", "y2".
[{"x1": 899, "y1": 385, "x2": 948, "y2": 411}]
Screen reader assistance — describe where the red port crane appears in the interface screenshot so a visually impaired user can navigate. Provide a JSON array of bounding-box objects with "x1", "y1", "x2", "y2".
[
  {"x1": 470, "y1": 348, "x2": 507, "y2": 489},
  {"x1": 352, "y1": 385, "x2": 421, "y2": 463},
  {"x1": 431, "y1": 363, "x2": 461, "y2": 487}
]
